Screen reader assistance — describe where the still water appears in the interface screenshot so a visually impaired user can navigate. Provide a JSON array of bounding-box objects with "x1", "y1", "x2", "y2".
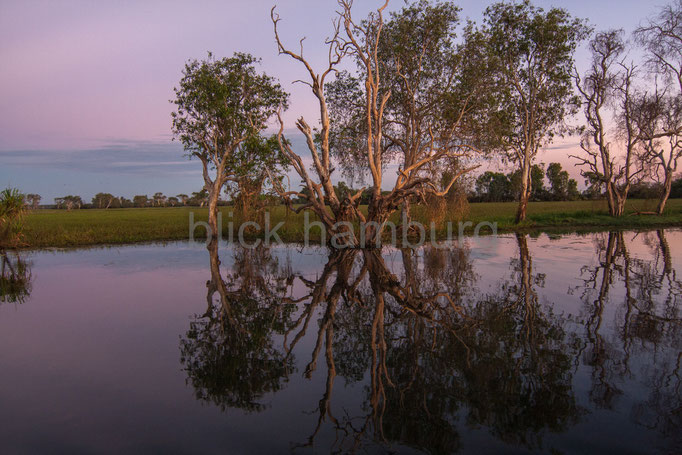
[{"x1": 0, "y1": 230, "x2": 680, "y2": 454}]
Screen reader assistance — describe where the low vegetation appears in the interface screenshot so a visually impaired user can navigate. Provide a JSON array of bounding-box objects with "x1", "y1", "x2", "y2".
[
  {"x1": 12, "y1": 199, "x2": 682, "y2": 249},
  {"x1": 0, "y1": 188, "x2": 27, "y2": 247}
]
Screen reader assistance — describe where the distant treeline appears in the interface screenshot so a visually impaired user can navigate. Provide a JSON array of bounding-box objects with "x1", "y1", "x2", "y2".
[
  {"x1": 471, "y1": 162, "x2": 682, "y2": 203},
  {"x1": 23, "y1": 168, "x2": 682, "y2": 211},
  {"x1": 35, "y1": 190, "x2": 282, "y2": 210}
]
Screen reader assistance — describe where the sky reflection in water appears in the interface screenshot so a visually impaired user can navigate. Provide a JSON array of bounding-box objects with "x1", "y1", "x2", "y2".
[{"x1": 0, "y1": 230, "x2": 680, "y2": 454}]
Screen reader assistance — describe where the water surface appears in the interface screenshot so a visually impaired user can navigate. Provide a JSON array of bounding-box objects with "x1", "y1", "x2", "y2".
[{"x1": 0, "y1": 231, "x2": 680, "y2": 454}]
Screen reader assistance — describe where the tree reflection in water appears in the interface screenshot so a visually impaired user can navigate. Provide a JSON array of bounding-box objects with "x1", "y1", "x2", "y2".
[
  {"x1": 0, "y1": 251, "x2": 32, "y2": 305},
  {"x1": 181, "y1": 231, "x2": 681, "y2": 452},
  {"x1": 179, "y1": 241, "x2": 296, "y2": 412},
  {"x1": 575, "y1": 230, "x2": 681, "y2": 448}
]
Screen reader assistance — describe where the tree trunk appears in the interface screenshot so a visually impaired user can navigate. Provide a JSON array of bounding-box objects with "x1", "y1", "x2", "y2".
[
  {"x1": 614, "y1": 197, "x2": 626, "y2": 217},
  {"x1": 399, "y1": 199, "x2": 412, "y2": 237},
  {"x1": 657, "y1": 171, "x2": 673, "y2": 215},
  {"x1": 400, "y1": 199, "x2": 411, "y2": 225},
  {"x1": 207, "y1": 182, "x2": 222, "y2": 240},
  {"x1": 657, "y1": 229, "x2": 672, "y2": 277},
  {"x1": 605, "y1": 182, "x2": 617, "y2": 217},
  {"x1": 364, "y1": 199, "x2": 392, "y2": 248},
  {"x1": 515, "y1": 159, "x2": 531, "y2": 223}
]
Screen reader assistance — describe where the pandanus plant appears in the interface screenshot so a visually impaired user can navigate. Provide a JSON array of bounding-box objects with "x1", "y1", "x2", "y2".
[{"x1": 0, "y1": 188, "x2": 27, "y2": 247}]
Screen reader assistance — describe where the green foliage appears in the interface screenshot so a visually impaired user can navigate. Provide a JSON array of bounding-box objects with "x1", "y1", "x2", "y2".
[
  {"x1": 530, "y1": 165, "x2": 546, "y2": 199},
  {"x1": 480, "y1": 1, "x2": 590, "y2": 153},
  {"x1": 190, "y1": 189, "x2": 208, "y2": 207},
  {"x1": 474, "y1": 163, "x2": 577, "y2": 202},
  {"x1": 546, "y1": 162, "x2": 579, "y2": 201},
  {"x1": 326, "y1": 0, "x2": 494, "y2": 184},
  {"x1": 172, "y1": 52, "x2": 287, "y2": 157},
  {"x1": 672, "y1": 176, "x2": 682, "y2": 198},
  {"x1": 54, "y1": 195, "x2": 83, "y2": 210},
  {"x1": 25, "y1": 194, "x2": 41, "y2": 210},
  {"x1": 13, "y1": 199, "x2": 682, "y2": 248},
  {"x1": 476, "y1": 172, "x2": 514, "y2": 202},
  {"x1": 92, "y1": 192, "x2": 117, "y2": 209},
  {"x1": 133, "y1": 195, "x2": 149, "y2": 208},
  {"x1": 171, "y1": 51, "x2": 289, "y2": 212},
  {"x1": 0, "y1": 188, "x2": 26, "y2": 246}
]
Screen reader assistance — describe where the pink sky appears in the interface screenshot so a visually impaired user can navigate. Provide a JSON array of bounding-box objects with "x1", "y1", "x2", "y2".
[{"x1": 0, "y1": 0, "x2": 662, "y2": 200}]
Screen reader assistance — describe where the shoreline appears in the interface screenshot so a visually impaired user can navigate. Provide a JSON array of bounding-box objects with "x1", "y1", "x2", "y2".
[{"x1": 7, "y1": 200, "x2": 682, "y2": 250}]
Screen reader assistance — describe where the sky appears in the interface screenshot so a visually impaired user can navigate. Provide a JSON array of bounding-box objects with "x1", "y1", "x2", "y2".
[{"x1": 0, "y1": 0, "x2": 667, "y2": 203}]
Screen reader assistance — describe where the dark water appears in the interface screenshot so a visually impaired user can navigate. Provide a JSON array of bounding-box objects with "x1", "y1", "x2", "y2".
[{"x1": 0, "y1": 230, "x2": 680, "y2": 454}]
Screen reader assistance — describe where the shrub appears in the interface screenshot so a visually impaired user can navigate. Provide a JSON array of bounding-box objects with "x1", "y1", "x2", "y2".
[{"x1": 0, "y1": 188, "x2": 27, "y2": 247}]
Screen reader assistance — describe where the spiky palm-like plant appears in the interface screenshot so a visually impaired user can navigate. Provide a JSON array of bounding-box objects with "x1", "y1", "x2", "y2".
[{"x1": 0, "y1": 188, "x2": 27, "y2": 247}]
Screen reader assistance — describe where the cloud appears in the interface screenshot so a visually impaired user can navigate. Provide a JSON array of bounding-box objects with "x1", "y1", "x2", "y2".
[
  {"x1": 542, "y1": 140, "x2": 581, "y2": 152},
  {"x1": 0, "y1": 139, "x2": 199, "y2": 177}
]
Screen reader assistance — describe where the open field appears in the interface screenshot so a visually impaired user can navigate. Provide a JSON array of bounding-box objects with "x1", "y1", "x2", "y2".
[{"x1": 13, "y1": 198, "x2": 682, "y2": 249}]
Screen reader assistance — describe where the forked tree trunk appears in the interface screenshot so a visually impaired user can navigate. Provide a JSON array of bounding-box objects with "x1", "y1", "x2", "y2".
[
  {"x1": 364, "y1": 198, "x2": 392, "y2": 248},
  {"x1": 614, "y1": 196, "x2": 626, "y2": 217},
  {"x1": 609, "y1": 182, "x2": 628, "y2": 217},
  {"x1": 605, "y1": 182, "x2": 617, "y2": 217}
]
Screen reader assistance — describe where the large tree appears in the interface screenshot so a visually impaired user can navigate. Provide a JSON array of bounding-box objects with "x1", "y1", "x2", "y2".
[
  {"x1": 635, "y1": 0, "x2": 682, "y2": 93},
  {"x1": 271, "y1": 0, "x2": 491, "y2": 246},
  {"x1": 172, "y1": 52, "x2": 287, "y2": 240},
  {"x1": 325, "y1": 0, "x2": 492, "y2": 223},
  {"x1": 478, "y1": 0, "x2": 588, "y2": 222},
  {"x1": 632, "y1": 91, "x2": 682, "y2": 214},
  {"x1": 634, "y1": 1, "x2": 682, "y2": 214},
  {"x1": 572, "y1": 30, "x2": 643, "y2": 216}
]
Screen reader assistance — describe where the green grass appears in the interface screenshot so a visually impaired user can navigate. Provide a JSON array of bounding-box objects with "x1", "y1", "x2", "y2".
[{"x1": 11, "y1": 199, "x2": 682, "y2": 249}]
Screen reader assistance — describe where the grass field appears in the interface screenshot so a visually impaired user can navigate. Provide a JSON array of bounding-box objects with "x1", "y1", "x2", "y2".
[{"x1": 12, "y1": 198, "x2": 682, "y2": 249}]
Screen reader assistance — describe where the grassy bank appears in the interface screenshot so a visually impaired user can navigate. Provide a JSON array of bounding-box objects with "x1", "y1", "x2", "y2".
[{"x1": 13, "y1": 198, "x2": 682, "y2": 249}]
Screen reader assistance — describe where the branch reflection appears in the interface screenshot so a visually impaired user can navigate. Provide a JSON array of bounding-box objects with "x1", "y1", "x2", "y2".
[
  {"x1": 0, "y1": 251, "x2": 32, "y2": 305},
  {"x1": 181, "y1": 230, "x2": 682, "y2": 452}
]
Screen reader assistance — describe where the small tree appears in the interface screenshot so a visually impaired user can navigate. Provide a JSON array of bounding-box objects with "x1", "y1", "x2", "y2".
[
  {"x1": 55, "y1": 195, "x2": 82, "y2": 211},
  {"x1": 25, "y1": 194, "x2": 41, "y2": 210},
  {"x1": 176, "y1": 194, "x2": 189, "y2": 206},
  {"x1": 479, "y1": 1, "x2": 589, "y2": 222},
  {"x1": 133, "y1": 195, "x2": 149, "y2": 208},
  {"x1": 172, "y1": 52, "x2": 287, "y2": 241},
  {"x1": 152, "y1": 192, "x2": 167, "y2": 207},
  {"x1": 545, "y1": 162, "x2": 578, "y2": 201},
  {"x1": 191, "y1": 189, "x2": 209, "y2": 207},
  {"x1": 476, "y1": 172, "x2": 513, "y2": 202},
  {"x1": 92, "y1": 192, "x2": 116, "y2": 209}
]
